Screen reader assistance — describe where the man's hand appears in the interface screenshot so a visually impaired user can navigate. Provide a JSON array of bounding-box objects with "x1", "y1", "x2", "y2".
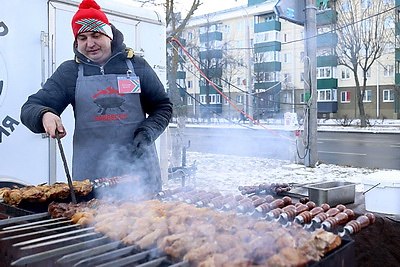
[
  {"x1": 132, "y1": 130, "x2": 152, "y2": 159},
  {"x1": 42, "y1": 112, "x2": 66, "y2": 139}
]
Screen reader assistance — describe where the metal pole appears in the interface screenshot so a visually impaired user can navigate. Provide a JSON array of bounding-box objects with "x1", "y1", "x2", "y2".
[
  {"x1": 245, "y1": 13, "x2": 253, "y2": 125},
  {"x1": 304, "y1": 0, "x2": 318, "y2": 167},
  {"x1": 240, "y1": 6, "x2": 253, "y2": 125}
]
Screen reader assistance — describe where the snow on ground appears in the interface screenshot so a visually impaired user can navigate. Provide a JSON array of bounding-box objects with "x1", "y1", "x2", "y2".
[
  {"x1": 164, "y1": 151, "x2": 393, "y2": 195},
  {"x1": 164, "y1": 119, "x2": 400, "y2": 197}
]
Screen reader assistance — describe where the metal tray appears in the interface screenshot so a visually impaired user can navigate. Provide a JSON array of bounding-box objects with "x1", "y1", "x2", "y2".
[{"x1": 305, "y1": 181, "x2": 356, "y2": 206}]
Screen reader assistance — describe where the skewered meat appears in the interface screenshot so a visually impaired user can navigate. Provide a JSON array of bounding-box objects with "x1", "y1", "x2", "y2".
[
  {"x1": 1, "y1": 188, "x2": 23, "y2": 206},
  {"x1": 255, "y1": 197, "x2": 291, "y2": 214},
  {"x1": 267, "y1": 247, "x2": 309, "y2": 267},
  {"x1": 48, "y1": 198, "x2": 343, "y2": 267},
  {"x1": 2, "y1": 180, "x2": 92, "y2": 206},
  {"x1": 294, "y1": 203, "x2": 330, "y2": 225},
  {"x1": 340, "y1": 212, "x2": 376, "y2": 236},
  {"x1": 239, "y1": 183, "x2": 292, "y2": 195},
  {"x1": 321, "y1": 209, "x2": 356, "y2": 231},
  {"x1": 0, "y1": 187, "x2": 11, "y2": 199},
  {"x1": 278, "y1": 203, "x2": 310, "y2": 224}
]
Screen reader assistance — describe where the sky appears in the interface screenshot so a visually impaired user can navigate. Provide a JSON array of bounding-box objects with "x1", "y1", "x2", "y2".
[
  {"x1": 180, "y1": 0, "x2": 247, "y2": 16},
  {"x1": 146, "y1": 0, "x2": 248, "y2": 16}
]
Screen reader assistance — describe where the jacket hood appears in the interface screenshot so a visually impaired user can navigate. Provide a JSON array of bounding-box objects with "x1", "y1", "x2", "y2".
[{"x1": 73, "y1": 24, "x2": 127, "y2": 63}]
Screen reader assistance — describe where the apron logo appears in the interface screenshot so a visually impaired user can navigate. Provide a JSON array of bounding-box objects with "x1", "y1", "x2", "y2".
[{"x1": 92, "y1": 86, "x2": 125, "y2": 115}]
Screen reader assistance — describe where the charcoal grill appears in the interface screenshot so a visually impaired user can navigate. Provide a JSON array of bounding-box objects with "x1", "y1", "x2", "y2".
[
  {"x1": 0, "y1": 201, "x2": 355, "y2": 267},
  {"x1": 0, "y1": 203, "x2": 188, "y2": 267}
]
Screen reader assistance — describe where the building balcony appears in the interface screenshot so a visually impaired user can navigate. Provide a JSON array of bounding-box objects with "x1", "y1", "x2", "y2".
[
  {"x1": 254, "y1": 20, "x2": 281, "y2": 33},
  {"x1": 395, "y1": 73, "x2": 400, "y2": 85},
  {"x1": 200, "y1": 104, "x2": 222, "y2": 114},
  {"x1": 254, "y1": 62, "x2": 281, "y2": 72},
  {"x1": 396, "y1": 22, "x2": 400, "y2": 36},
  {"x1": 254, "y1": 41, "x2": 281, "y2": 52},
  {"x1": 248, "y1": 0, "x2": 271, "y2": 6},
  {"x1": 317, "y1": 55, "x2": 338, "y2": 67},
  {"x1": 317, "y1": 32, "x2": 338, "y2": 48},
  {"x1": 199, "y1": 67, "x2": 223, "y2": 78},
  {"x1": 318, "y1": 101, "x2": 338, "y2": 113},
  {"x1": 200, "y1": 31, "x2": 222, "y2": 42},
  {"x1": 177, "y1": 71, "x2": 186, "y2": 79},
  {"x1": 396, "y1": 48, "x2": 400, "y2": 61},
  {"x1": 254, "y1": 81, "x2": 281, "y2": 91},
  {"x1": 317, "y1": 9, "x2": 337, "y2": 26},
  {"x1": 200, "y1": 84, "x2": 222, "y2": 94},
  {"x1": 317, "y1": 78, "x2": 338, "y2": 89},
  {"x1": 199, "y1": 49, "x2": 223, "y2": 59}
]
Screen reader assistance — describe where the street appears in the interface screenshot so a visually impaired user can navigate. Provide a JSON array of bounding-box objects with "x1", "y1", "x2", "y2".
[{"x1": 169, "y1": 126, "x2": 400, "y2": 170}]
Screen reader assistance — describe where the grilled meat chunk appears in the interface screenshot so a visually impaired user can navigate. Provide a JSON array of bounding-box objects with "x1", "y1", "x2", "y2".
[{"x1": 2, "y1": 180, "x2": 92, "y2": 206}]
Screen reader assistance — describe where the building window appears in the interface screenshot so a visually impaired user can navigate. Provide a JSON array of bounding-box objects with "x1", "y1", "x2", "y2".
[
  {"x1": 256, "y1": 71, "x2": 280, "y2": 82},
  {"x1": 237, "y1": 21, "x2": 244, "y2": 31},
  {"x1": 341, "y1": 91, "x2": 351, "y2": 103},
  {"x1": 283, "y1": 93, "x2": 291, "y2": 103},
  {"x1": 383, "y1": 65, "x2": 394, "y2": 77},
  {"x1": 255, "y1": 51, "x2": 280, "y2": 63},
  {"x1": 187, "y1": 96, "x2": 193, "y2": 105},
  {"x1": 187, "y1": 80, "x2": 192, "y2": 89},
  {"x1": 383, "y1": 89, "x2": 394, "y2": 102},
  {"x1": 300, "y1": 93, "x2": 305, "y2": 103},
  {"x1": 200, "y1": 95, "x2": 206, "y2": 104},
  {"x1": 224, "y1": 97, "x2": 230, "y2": 105},
  {"x1": 318, "y1": 89, "x2": 337, "y2": 102},
  {"x1": 383, "y1": 0, "x2": 394, "y2": 4},
  {"x1": 384, "y1": 18, "x2": 395, "y2": 29},
  {"x1": 283, "y1": 73, "x2": 292, "y2": 83},
  {"x1": 187, "y1": 31, "x2": 193, "y2": 40},
  {"x1": 363, "y1": 90, "x2": 372, "y2": 102},
  {"x1": 300, "y1": 72, "x2": 304, "y2": 82},
  {"x1": 299, "y1": 51, "x2": 304, "y2": 62},
  {"x1": 342, "y1": 1, "x2": 350, "y2": 12},
  {"x1": 341, "y1": 68, "x2": 351, "y2": 80},
  {"x1": 224, "y1": 24, "x2": 231, "y2": 33},
  {"x1": 361, "y1": 0, "x2": 372, "y2": 9},
  {"x1": 237, "y1": 95, "x2": 243, "y2": 104},
  {"x1": 209, "y1": 94, "x2": 221, "y2": 104},
  {"x1": 317, "y1": 48, "x2": 333, "y2": 57},
  {"x1": 283, "y1": 33, "x2": 290, "y2": 43},
  {"x1": 254, "y1": 31, "x2": 280, "y2": 44},
  {"x1": 283, "y1": 53, "x2": 291, "y2": 63},
  {"x1": 317, "y1": 67, "x2": 336, "y2": 79}
]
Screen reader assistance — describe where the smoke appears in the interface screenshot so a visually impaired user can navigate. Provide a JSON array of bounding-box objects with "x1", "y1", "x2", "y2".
[
  {"x1": 178, "y1": 125, "x2": 296, "y2": 161},
  {"x1": 92, "y1": 142, "x2": 156, "y2": 201}
]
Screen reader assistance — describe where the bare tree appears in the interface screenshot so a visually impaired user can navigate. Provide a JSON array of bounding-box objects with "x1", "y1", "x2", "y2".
[
  {"x1": 334, "y1": 0, "x2": 394, "y2": 126},
  {"x1": 221, "y1": 43, "x2": 247, "y2": 121},
  {"x1": 165, "y1": 0, "x2": 201, "y2": 167}
]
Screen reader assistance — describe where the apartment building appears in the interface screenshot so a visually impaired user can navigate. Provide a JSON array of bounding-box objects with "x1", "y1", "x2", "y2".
[{"x1": 174, "y1": 0, "x2": 399, "y2": 121}]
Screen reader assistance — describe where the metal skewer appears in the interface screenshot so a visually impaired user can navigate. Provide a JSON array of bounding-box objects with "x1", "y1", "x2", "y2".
[{"x1": 56, "y1": 130, "x2": 77, "y2": 204}]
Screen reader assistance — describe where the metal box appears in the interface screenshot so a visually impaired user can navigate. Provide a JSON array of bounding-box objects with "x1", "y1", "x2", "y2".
[{"x1": 306, "y1": 181, "x2": 356, "y2": 206}]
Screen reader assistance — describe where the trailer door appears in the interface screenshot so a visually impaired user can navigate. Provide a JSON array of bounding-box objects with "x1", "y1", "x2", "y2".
[{"x1": 0, "y1": 0, "x2": 50, "y2": 185}]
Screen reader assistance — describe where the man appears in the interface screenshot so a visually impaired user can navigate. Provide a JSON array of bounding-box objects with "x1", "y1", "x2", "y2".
[{"x1": 20, "y1": 0, "x2": 173, "y2": 195}]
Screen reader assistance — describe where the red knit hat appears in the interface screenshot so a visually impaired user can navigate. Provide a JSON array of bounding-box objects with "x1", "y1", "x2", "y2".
[{"x1": 71, "y1": 0, "x2": 113, "y2": 40}]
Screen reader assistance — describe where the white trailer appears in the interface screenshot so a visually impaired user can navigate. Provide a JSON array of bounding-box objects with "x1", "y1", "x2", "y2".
[{"x1": 0, "y1": 0, "x2": 167, "y2": 186}]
